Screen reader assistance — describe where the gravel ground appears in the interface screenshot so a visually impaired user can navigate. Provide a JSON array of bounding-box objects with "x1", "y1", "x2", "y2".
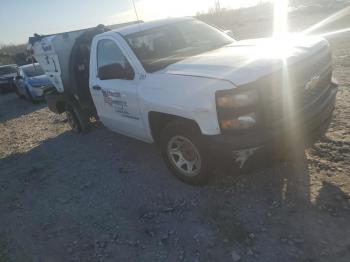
[{"x1": 1, "y1": 13, "x2": 350, "y2": 262}]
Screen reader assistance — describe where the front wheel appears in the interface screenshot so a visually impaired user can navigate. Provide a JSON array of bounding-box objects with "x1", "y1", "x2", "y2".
[
  {"x1": 160, "y1": 120, "x2": 210, "y2": 185},
  {"x1": 15, "y1": 85, "x2": 25, "y2": 99},
  {"x1": 25, "y1": 86, "x2": 39, "y2": 104}
]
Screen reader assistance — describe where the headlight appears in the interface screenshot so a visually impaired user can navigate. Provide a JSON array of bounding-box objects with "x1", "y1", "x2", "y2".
[
  {"x1": 220, "y1": 112, "x2": 257, "y2": 130},
  {"x1": 217, "y1": 89, "x2": 258, "y2": 108},
  {"x1": 216, "y1": 89, "x2": 259, "y2": 131}
]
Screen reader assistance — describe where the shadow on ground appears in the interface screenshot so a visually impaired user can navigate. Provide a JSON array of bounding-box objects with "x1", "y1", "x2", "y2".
[
  {"x1": 0, "y1": 93, "x2": 46, "y2": 123},
  {"x1": 0, "y1": 124, "x2": 349, "y2": 262}
]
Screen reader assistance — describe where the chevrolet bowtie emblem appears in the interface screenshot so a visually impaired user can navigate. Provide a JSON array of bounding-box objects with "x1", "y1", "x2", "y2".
[{"x1": 305, "y1": 75, "x2": 320, "y2": 91}]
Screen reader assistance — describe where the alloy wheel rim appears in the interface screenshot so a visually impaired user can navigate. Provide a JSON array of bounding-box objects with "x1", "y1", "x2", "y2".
[{"x1": 167, "y1": 135, "x2": 201, "y2": 177}]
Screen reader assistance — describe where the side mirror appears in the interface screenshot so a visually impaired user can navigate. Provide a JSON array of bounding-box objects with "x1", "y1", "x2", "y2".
[
  {"x1": 98, "y1": 63, "x2": 134, "y2": 80},
  {"x1": 224, "y1": 30, "x2": 234, "y2": 38},
  {"x1": 15, "y1": 75, "x2": 23, "y2": 81}
]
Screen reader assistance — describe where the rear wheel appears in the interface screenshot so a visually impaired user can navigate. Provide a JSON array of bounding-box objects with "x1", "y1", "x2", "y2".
[
  {"x1": 66, "y1": 105, "x2": 90, "y2": 133},
  {"x1": 160, "y1": 120, "x2": 210, "y2": 185}
]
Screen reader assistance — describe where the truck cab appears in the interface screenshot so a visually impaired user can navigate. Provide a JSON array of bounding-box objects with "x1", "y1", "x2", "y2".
[{"x1": 29, "y1": 17, "x2": 338, "y2": 185}]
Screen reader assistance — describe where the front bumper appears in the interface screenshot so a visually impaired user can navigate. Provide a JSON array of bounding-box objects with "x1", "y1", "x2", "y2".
[
  {"x1": 29, "y1": 85, "x2": 52, "y2": 99},
  {"x1": 206, "y1": 82, "x2": 338, "y2": 165}
]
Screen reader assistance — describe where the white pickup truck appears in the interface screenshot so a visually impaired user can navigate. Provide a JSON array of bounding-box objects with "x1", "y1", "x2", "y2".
[{"x1": 28, "y1": 17, "x2": 337, "y2": 184}]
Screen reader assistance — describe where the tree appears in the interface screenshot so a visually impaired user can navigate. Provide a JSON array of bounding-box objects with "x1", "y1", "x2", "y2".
[{"x1": 0, "y1": 44, "x2": 27, "y2": 66}]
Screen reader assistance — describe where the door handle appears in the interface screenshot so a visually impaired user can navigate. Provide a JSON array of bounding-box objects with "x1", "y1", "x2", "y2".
[{"x1": 93, "y1": 85, "x2": 101, "y2": 91}]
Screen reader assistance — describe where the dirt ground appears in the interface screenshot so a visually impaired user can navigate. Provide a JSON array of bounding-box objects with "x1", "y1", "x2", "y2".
[{"x1": 1, "y1": 9, "x2": 350, "y2": 262}]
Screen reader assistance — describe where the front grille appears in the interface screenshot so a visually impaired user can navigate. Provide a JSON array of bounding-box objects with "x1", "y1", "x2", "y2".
[{"x1": 261, "y1": 48, "x2": 332, "y2": 127}]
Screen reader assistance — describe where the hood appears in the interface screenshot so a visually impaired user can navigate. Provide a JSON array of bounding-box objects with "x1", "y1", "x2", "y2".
[
  {"x1": 27, "y1": 74, "x2": 53, "y2": 87},
  {"x1": 162, "y1": 36, "x2": 330, "y2": 86}
]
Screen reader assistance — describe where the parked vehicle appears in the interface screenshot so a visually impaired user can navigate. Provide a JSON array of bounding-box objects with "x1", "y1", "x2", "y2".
[
  {"x1": 0, "y1": 64, "x2": 18, "y2": 94},
  {"x1": 14, "y1": 63, "x2": 53, "y2": 103},
  {"x1": 28, "y1": 17, "x2": 338, "y2": 184}
]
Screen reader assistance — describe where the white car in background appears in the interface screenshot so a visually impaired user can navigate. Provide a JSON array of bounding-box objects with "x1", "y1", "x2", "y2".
[{"x1": 14, "y1": 63, "x2": 53, "y2": 103}]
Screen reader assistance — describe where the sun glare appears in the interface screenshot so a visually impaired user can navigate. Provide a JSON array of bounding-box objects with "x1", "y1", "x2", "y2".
[
  {"x1": 319, "y1": 27, "x2": 350, "y2": 38},
  {"x1": 272, "y1": 0, "x2": 302, "y2": 150},
  {"x1": 303, "y1": 6, "x2": 350, "y2": 35},
  {"x1": 273, "y1": 0, "x2": 289, "y2": 38},
  {"x1": 301, "y1": 5, "x2": 350, "y2": 40}
]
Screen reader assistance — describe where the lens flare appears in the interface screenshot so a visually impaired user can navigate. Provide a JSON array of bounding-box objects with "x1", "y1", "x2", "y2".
[
  {"x1": 318, "y1": 27, "x2": 350, "y2": 38},
  {"x1": 271, "y1": 2, "x2": 349, "y2": 155},
  {"x1": 302, "y1": 6, "x2": 350, "y2": 35},
  {"x1": 272, "y1": 0, "x2": 303, "y2": 148},
  {"x1": 273, "y1": 0, "x2": 289, "y2": 38}
]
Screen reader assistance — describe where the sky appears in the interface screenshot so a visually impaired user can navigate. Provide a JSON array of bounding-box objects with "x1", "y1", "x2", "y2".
[{"x1": 0, "y1": 0, "x2": 269, "y2": 44}]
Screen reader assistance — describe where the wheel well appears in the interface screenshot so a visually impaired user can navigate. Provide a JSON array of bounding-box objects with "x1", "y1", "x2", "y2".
[
  {"x1": 56, "y1": 101, "x2": 66, "y2": 113},
  {"x1": 148, "y1": 112, "x2": 200, "y2": 143}
]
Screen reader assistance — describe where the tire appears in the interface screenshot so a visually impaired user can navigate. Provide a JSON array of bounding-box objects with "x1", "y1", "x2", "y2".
[
  {"x1": 15, "y1": 85, "x2": 25, "y2": 99},
  {"x1": 160, "y1": 120, "x2": 210, "y2": 185},
  {"x1": 66, "y1": 105, "x2": 90, "y2": 134},
  {"x1": 25, "y1": 86, "x2": 39, "y2": 104}
]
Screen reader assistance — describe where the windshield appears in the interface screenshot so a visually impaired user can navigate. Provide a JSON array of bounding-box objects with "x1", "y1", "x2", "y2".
[
  {"x1": 125, "y1": 20, "x2": 234, "y2": 72},
  {"x1": 22, "y1": 64, "x2": 44, "y2": 77},
  {"x1": 0, "y1": 66, "x2": 17, "y2": 76}
]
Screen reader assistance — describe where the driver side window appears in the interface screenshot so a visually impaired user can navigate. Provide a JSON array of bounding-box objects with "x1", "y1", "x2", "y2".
[{"x1": 97, "y1": 39, "x2": 134, "y2": 80}]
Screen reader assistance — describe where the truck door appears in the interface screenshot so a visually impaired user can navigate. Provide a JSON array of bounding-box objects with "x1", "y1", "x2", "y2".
[{"x1": 90, "y1": 37, "x2": 146, "y2": 141}]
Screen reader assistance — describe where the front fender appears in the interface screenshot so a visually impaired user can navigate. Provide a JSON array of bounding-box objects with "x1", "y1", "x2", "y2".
[{"x1": 139, "y1": 74, "x2": 235, "y2": 138}]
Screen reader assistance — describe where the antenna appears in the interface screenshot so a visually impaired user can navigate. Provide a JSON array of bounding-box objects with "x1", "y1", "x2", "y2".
[
  {"x1": 215, "y1": 0, "x2": 221, "y2": 12},
  {"x1": 131, "y1": 0, "x2": 140, "y2": 23}
]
